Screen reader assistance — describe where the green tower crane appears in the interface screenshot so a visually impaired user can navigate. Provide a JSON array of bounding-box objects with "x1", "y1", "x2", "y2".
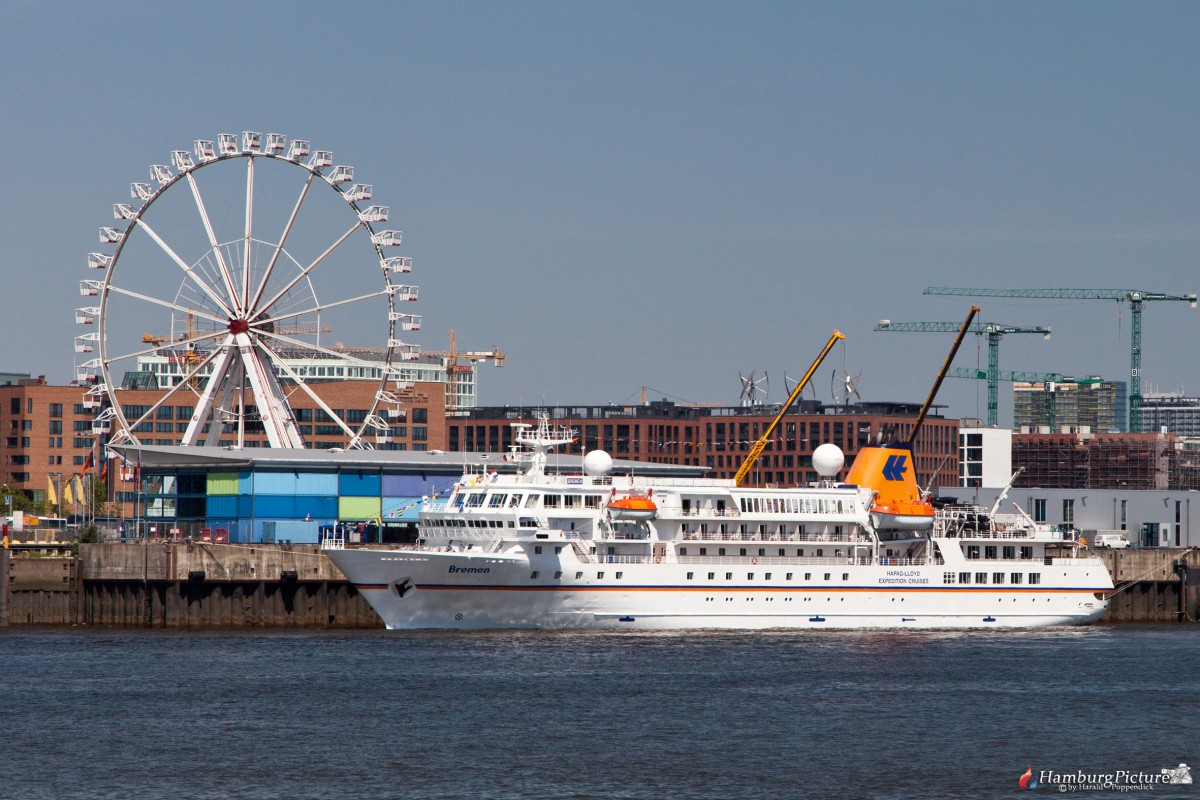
[
  {"x1": 874, "y1": 320, "x2": 1051, "y2": 427},
  {"x1": 947, "y1": 368, "x2": 1103, "y2": 429},
  {"x1": 923, "y1": 288, "x2": 1197, "y2": 431}
]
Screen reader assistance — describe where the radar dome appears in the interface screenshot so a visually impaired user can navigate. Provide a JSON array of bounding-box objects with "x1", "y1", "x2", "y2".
[
  {"x1": 583, "y1": 450, "x2": 613, "y2": 477},
  {"x1": 812, "y1": 443, "x2": 845, "y2": 477}
]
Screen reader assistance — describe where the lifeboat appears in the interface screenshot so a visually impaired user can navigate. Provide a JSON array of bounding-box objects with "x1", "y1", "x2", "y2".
[
  {"x1": 608, "y1": 494, "x2": 657, "y2": 521},
  {"x1": 869, "y1": 499, "x2": 935, "y2": 531}
]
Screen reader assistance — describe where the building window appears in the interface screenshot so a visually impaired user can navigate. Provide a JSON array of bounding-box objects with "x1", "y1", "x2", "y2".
[
  {"x1": 49, "y1": 403, "x2": 63, "y2": 418},
  {"x1": 1062, "y1": 499, "x2": 1074, "y2": 527},
  {"x1": 1033, "y1": 498, "x2": 1047, "y2": 523}
]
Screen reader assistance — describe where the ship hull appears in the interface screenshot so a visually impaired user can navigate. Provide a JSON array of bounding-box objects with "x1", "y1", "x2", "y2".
[{"x1": 328, "y1": 548, "x2": 1110, "y2": 631}]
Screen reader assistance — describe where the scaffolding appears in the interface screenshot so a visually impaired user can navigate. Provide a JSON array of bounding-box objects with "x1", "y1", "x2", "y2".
[{"x1": 1012, "y1": 432, "x2": 1170, "y2": 489}]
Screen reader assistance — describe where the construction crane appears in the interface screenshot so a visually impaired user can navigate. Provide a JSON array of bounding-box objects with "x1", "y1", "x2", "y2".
[
  {"x1": 875, "y1": 320, "x2": 1051, "y2": 427},
  {"x1": 734, "y1": 330, "x2": 843, "y2": 487},
  {"x1": 948, "y1": 367, "x2": 1103, "y2": 429},
  {"x1": 421, "y1": 330, "x2": 506, "y2": 415},
  {"x1": 924, "y1": 287, "x2": 1197, "y2": 431}
]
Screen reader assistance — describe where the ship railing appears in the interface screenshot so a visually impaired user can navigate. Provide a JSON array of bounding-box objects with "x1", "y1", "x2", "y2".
[
  {"x1": 679, "y1": 531, "x2": 870, "y2": 544},
  {"x1": 322, "y1": 532, "x2": 345, "y2": 550},
  {"x1": 587, "y1": 555, "x2": 935, "y2": 567},
  {"x1": 938, "y1": 528, "x2": 1071, "y2": 542},
  {"x1": 679, "y1": 508, "x2": 741, "y2": 518}
]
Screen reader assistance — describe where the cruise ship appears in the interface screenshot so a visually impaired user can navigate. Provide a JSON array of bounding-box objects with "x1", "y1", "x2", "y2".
[{"x1": 325, "y1": 414, "x2": 1113, "y2": 630}]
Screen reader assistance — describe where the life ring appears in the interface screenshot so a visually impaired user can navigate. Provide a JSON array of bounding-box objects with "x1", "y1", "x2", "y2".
[{"x1": 751, "y1": 557, "x2": 758, "y2": 565}]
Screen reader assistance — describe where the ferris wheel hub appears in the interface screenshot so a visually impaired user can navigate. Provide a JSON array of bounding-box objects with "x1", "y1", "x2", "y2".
[{"x1": 228, "y1": 319, "x2": 250, "y2": 335}]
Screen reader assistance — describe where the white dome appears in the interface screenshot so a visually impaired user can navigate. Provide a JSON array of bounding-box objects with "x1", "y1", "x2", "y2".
[
  {"x1": 583, "y1": 450, "x2": 613, "y2": 477},
  {"x1": 811, "y1": 443, "x2": 845, "y2": 477}
]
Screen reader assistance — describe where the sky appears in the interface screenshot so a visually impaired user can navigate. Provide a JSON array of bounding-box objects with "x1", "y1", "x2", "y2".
[{"x1": 1, "y1": 1, "x2": 1198, "y2": 426}]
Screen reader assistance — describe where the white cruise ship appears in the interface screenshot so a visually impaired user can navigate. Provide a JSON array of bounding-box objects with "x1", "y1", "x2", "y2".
[{"x1": 325, "y1": 415, "x2": 1112, "y2": 630}]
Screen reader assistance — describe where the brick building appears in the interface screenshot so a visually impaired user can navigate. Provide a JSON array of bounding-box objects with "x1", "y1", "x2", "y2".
[{"x1": 445, "y1": 400, "x2": 960, "y2": 489}]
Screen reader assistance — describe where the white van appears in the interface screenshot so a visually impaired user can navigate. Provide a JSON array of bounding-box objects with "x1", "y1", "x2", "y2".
[{"x1": 1094, "y1": 533, "x2": 1131, "y2": 549}]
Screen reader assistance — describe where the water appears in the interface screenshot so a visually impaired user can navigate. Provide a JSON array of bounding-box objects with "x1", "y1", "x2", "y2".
[{"x1": 2, "y1": 626, "x2": 1197, "y2": 799}]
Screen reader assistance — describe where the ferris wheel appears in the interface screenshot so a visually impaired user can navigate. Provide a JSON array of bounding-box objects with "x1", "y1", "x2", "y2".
[{"x1": 75, "y1": 131, "x2": 421, "y2": 449}]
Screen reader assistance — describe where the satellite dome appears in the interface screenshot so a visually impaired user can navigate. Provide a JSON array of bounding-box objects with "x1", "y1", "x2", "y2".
[
  {"x1": 583, "y1": 450, "x2": 613, "y2": 477},
  {"x1": 812, "y1": 443, "x2": 845, "y2": 477}
]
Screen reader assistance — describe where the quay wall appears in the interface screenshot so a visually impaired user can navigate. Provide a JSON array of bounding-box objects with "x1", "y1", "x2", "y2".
[
  {"x1": 3, "y1": 544, "x2": 1198, "y2": 628},
  {"x1": 3, "y1": 543, "x2": 383, "y2": 629}
]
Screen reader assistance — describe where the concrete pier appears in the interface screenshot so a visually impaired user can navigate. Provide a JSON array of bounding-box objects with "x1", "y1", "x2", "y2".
[{"x1": 2, "y1": 543, "x2": 1197, "y2": 628}]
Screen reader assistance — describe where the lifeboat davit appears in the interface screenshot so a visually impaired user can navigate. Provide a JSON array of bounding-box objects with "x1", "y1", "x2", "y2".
[{"x1": 609, "y1": 495, "x2": 657, "y2": 521}]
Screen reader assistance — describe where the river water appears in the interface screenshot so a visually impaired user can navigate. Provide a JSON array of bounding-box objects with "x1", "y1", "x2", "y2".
[{"x1": 2, "y1": 625, "x2": 1197, "y2": 799}]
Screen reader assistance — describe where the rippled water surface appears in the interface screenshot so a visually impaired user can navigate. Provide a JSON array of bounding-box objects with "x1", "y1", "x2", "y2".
[{"x1": 2, "y1": 626, "x2": 1198, "y2": 799}]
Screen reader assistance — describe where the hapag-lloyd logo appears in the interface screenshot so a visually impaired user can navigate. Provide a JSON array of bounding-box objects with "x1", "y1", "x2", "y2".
[{"x1": 1019, "y1": 763, "x2": 1192, "y2": 792}]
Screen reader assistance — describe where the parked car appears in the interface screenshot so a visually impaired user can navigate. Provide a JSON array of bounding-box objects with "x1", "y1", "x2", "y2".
[{"x1": 1094, "y1": 533, "x2": 1131, "y2": 549}]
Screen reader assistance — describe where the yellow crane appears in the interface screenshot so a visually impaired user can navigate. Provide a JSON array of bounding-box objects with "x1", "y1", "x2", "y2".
[
  {"x1": 422, "y1": 330, "x2": 506, "y2": 414},
  {"x1": 733, "y1": 330, "x2": 844, "y2": 487}
]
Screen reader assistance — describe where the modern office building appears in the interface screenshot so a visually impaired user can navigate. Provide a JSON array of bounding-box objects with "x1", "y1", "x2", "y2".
[
  {"x1": 1139, "y1": 392, "x2": 1200, "y2": 437},
  {"x1": 958, "y1": 425, "x2": 1013, "y2": 488},
  {"x1": 1013, "y1": 378, "x2": 1126, "y2": 433}
]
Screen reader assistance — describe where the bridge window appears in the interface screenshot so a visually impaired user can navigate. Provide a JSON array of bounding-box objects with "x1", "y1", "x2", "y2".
[
  {"x1": 992, "y1": 572, "x2": 1005, "y2": 584},
  {"x1": 1029, "y1": 573, "x2": 1041, "y2": 585},
  {"x1": 975, "y1": 572, "x2": 988, "y2": 584}
]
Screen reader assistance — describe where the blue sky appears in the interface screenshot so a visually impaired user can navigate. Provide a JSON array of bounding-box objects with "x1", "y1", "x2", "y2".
[{"x1": 1, "y1": 2, "x2": 1197, "y2": 425}]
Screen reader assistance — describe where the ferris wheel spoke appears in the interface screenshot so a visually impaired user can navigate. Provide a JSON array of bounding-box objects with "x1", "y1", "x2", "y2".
[
  {"x1": 131, "y1": 217, "x2": 236, "y2": 318},
  {"x1": 254, "y1": 328, "x2": 393, "y2": 368},
  {"x1": 242, "y1": 157, "x2": 255, "y2": 312},
  {"x1": 104, "y1": 285, "x2": 230, "y2": 328},
  {"x1": 101, "y1": 328, "x2": 227, "y2": 367},
  {"x1": 256, "y1": 339, "x2": 361, "y2": 440},
  {"x1": 247, "y1": 171, "x2": 316, "y2": 315},
  {"x1": 185, "y1": 173, "x2": 241, "y2": 310},
  {"x1": 251, "y1": 220, "x2": 363, "y2": 321},
  {"x1": 253, "y1": 289, "x2": 390, "y2": 326},
  {"x1": 121, "y1": 346, "x2": 226, "y2": 432}
]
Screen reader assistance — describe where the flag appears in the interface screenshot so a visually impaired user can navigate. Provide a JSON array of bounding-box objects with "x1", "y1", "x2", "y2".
[
  {"x1": 99, "y1": 458, "x2": 108, "y2": 482},
  {"x1": 81, "y1": 451, "x2": 95, "y2": 474},
  {"x1": 72, "y1": 475, "x2": 84, "y2": 507},
  {"x1": 47, "y1": 476, "x2": 58, "y2": 506},
  {"x1": 63, "y1": 479, "x2": 74, "y2": 506}
]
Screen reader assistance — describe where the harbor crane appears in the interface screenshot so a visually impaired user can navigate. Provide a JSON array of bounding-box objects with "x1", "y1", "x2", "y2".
[
  {"x1": 875, "y1": 319, "x2": 1051, "y2": 427},
  {"x1": 923, "y1": 287, "x2": 1197, "y2": 431}
]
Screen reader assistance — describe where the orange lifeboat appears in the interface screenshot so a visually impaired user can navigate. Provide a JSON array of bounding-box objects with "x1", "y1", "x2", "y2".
[{"x1": 608, "y1": 494, "x2": 658, "y2": 521}]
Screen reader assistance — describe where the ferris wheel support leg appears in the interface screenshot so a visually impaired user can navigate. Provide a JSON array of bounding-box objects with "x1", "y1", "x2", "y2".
[
  {"x1": 235, "y1": 333, "x2": 306, "y2": 448},
  {"x1": 181, "y1": 337, "x2": 239, "y2": 447}
]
